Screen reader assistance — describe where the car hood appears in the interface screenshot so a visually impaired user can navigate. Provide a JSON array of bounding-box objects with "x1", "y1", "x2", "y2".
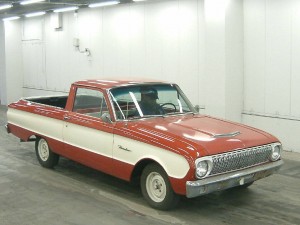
[{"x1": 127, "y1": 114, "x2": 278, "y2": 157}]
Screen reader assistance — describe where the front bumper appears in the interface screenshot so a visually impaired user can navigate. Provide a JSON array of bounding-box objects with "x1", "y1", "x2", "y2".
[{"x1": 186, "y1": 160, "x2": 283, "y2": 198}]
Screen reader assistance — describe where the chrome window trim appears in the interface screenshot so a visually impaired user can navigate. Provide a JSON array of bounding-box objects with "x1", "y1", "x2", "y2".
[{"x1": 107, "y1": 83, "x2": 197, "y2": 122}]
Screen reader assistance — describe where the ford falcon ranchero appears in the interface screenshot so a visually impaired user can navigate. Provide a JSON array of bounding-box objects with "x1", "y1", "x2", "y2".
[{"x1": 6, "y1": 79, "x2": 283, "y2": 210}]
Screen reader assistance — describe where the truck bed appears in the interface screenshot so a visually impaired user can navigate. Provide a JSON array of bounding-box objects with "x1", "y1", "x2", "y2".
[{"x1": 26, "y1": 96, "x2": 68, "y2": 108}]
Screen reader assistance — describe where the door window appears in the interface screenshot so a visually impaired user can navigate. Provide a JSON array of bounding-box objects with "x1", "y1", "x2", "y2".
[{"x1": 73, "y1": 88, "x2": 109, "y2": 118}]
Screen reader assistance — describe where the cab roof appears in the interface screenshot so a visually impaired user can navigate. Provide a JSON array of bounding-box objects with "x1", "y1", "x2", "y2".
[{"x1": 73, "y1": 78, "x2": 170, "y2": 90}]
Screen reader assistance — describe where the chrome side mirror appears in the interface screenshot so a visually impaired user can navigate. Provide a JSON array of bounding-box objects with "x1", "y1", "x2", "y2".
[{"x1": 101, "y1": 113, "x2": 112, "y2": 124}]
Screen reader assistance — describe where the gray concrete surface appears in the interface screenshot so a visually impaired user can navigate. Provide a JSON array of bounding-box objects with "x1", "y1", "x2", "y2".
[{"x1": 0, "y1": 105, "x2": 299, "y2": 225}]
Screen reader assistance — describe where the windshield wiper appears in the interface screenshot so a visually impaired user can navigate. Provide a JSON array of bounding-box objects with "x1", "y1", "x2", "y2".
[
  {"x1": 128, "y1": 114, "x2": 165, "y2": 120},
  {"x1": 165, "y1": 111, "x2": 194, "y2": 116}
]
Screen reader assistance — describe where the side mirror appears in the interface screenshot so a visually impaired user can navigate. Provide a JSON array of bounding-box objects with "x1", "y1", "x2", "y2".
[
  {"x1": 194, "y1": 105, "x2": 200, "y2": 113},
  {"x1": 101, "y1": 113, "x2": 112, "y2": 124}
]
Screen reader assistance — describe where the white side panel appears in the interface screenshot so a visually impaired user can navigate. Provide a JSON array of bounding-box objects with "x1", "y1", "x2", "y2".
[
  {"x1": 63, "y1": 122, "x2": 114, "y2": 158},
  {"x1": 113, "y1": 135, "x2": 190, "y2": 179},
  {"x1": 7, "y1": 108, "x2": 64, "y2": 141},
  {"x1": 8, "y1": 108, "x2": 189, "y2": 177}
]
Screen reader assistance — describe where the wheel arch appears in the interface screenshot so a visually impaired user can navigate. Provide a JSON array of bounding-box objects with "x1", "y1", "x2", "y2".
[{"x1": 130, "y1": 158, "x2": 159, "y2": 185}]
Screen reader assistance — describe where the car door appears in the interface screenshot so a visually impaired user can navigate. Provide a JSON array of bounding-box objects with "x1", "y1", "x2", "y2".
[{"x1": 62, "y1": 87, "x2": 114, "y2": 174}]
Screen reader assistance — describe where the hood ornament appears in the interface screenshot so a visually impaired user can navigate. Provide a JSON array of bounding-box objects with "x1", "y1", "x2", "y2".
[{"x1": 213, "y1": 131, "x2": 241, "y2": 138}]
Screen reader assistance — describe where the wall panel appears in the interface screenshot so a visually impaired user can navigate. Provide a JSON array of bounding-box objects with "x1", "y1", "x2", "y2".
[
  {"x1": 265, "y1": 0, "x2": 291, "y2": 116},
  {"x1": 243, "y1": 0, "x2": 300, "y2": 152},
  {"x1": 243, "y1": 0, "x2": 266, "y2": 113},
  {"x1": 291, "y1": 1, "x2": 300, "y2": 117},
  {"x1": 20, "y1": 0, "x2": 204, "y2": 105},
  {"x1": 244, "y1": 0, "x2": 300, "y2": 119}
]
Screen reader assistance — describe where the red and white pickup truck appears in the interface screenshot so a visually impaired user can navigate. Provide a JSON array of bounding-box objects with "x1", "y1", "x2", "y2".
[{"x1": 6, "y1": 79, "x2": 283, "y2": 210}]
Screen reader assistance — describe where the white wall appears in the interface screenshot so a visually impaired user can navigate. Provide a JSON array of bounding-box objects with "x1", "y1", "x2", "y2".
[
  {"x1": 243, "y1": 0, "x2": 300, "y2": 152},
  {"x1": 20, "y1": 0, "x2": 206, "y2": 107},
  {"x1": 2, "y1": 0, "x2": 300, "y2": 152},
  {"x1": 2, "y1": 20, "x2": 23, "y2": 105},
  {"x1": 204, "y1": 0, "x2": 244, "y2": 121},
  {"x1": 0, "y1": 22, "x2": 6, "y2": 105},
  {"x1": 3, "y1": 0, "x2": 243, "y2": 118}
]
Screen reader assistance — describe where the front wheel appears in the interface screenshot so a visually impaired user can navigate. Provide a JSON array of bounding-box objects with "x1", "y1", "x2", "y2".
[
  {"x1": 35, "y1": 138, "x2": 59, "y2": 168},
  {"x1": 141, "y1": 163, "x2": 180, "y2": 210}
]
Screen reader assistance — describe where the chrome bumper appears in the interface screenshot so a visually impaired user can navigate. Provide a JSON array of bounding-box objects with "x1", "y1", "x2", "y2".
[{"x1": 186, "y1": 160, "x2": 283, "y2": 198}]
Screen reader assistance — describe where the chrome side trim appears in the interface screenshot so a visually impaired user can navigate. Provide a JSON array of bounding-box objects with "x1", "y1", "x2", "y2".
[{"x1": 186, "y1": 160, "x2": 283, "y2": 198}]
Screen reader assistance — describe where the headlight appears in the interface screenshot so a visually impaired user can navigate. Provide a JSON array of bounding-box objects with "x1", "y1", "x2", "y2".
[
  {"x1": 195, "y1": 157, "x2": 213, "y2": 179},
  {"x1": 270, "y1": 143, "x2": 282, "y2": 161}
]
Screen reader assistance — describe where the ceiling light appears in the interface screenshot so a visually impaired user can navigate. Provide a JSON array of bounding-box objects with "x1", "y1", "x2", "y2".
[
  {"x1": 53, "y1": 6, "x2": 79, "y2": 13},
  {"x1": 0, "y1": 4, "x2": 13, "y2": 10},
  {"x1": 25, "y1": 11, "x2": 46, "y2": 17},
  {"x1": 132, "y1": 0, "x2": 147, "y2": 2},
  {"x1": 20, "y1": 0, "x2": 45, "y2": 5},
  {"x1": 89, "y1": 1, "x2": 120, "y2": 8},
  {"x1": 2, "y1": 16, "x2": 20, "y2": 22}
]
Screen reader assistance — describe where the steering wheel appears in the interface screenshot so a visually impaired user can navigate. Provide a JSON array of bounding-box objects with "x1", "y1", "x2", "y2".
[{"x1": 160, "y1": 103, "x2": 177, "y2": 113}]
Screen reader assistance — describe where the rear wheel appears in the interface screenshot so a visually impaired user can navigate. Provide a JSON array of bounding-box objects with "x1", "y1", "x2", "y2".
[
  {"x1": 35, "y1": 138, "x2": 59, "y2": 168},
  {"x1": 141, "y1": 163, "x2": 180, "y2": 210}
]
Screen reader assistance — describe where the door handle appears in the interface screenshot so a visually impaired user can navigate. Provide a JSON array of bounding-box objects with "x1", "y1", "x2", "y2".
[{"x1": 63, "y1": 116, "x2": 70, "y2": 121}]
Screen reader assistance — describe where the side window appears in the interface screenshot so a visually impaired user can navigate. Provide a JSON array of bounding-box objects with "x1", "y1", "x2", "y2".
[{"x1": 73, "y1": 88, "x2": 109, "y2": 118}]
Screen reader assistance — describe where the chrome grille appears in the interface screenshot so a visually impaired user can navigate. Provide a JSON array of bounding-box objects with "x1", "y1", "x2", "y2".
[{"x1": 210, "y1": 145, "x2": 273, "y2": 176}]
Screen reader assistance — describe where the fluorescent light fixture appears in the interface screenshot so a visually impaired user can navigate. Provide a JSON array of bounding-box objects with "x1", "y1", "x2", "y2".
[
  {"x1": 2, "y1": 16, "x2": 20, "y2": 21},
  {"x1": 0, "y1": 4, "x2": 13, "y2": 10},
  {"x1": 20, "y1": 0, "x2": 45, "y2": 5},
  {"x1": 132, "y1": 0, "x2": 147, "y2": 2},
  {"x1": 53, "y1": 6, "x2": 79, "y2": 13},
  {"x1": 89, "y1": 1, "x2": 120, "y2": 8},
  {"x1": 25, "y1": 11, "x2": 46, "y2": 17}
]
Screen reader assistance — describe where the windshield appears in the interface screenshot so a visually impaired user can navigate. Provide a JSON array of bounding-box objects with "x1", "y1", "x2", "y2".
[{"x1": 110, "y1": 84, "x2": 196, "y2": 120}]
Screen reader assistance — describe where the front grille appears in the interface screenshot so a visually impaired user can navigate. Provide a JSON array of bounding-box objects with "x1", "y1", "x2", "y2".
[{"x1": 210, "y1": 144, "x2": 273, "y2": 176}]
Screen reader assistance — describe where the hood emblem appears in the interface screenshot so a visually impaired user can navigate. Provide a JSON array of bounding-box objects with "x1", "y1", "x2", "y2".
[{"x1": 213, "y1": 131, "x2": 241, "y2": 138}]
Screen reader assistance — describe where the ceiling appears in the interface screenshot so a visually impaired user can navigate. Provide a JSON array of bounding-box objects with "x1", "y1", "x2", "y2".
[{"x1": 0, "y1": 0, "x2": 135, "y2": 19}]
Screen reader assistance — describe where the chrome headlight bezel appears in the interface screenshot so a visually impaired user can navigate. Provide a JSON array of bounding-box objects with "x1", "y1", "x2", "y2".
[
  {"x1": 270, "y1": 142, "x2": 282, "y2": 161},
  {"x1": 195, "y1": 156, "x2": 213, "y2": 179}
]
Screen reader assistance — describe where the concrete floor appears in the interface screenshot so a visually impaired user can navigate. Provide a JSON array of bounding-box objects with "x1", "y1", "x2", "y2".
[{"x1": 0, "y1": 105, "x2": 300, "y2": 225}]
